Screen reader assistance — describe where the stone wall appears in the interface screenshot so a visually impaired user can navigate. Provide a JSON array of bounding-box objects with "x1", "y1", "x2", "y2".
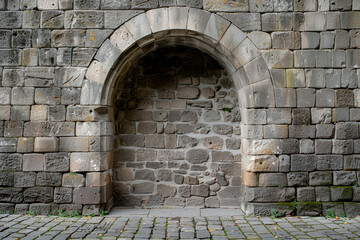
[
  {"x1": 0, "y1": 0, "x2": 359, "y2": 216},
  {"x1": 113, "y1": 47, "x2": 242, "y2": 208}
]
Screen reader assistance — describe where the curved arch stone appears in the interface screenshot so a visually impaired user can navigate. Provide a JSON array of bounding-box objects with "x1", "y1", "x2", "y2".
[{"x1": 82, "y1": 7, "x2": 275, "y2": 108}]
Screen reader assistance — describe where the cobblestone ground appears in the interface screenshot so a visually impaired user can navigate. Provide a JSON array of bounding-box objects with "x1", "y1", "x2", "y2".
[{"x1": 1, "y1": 214, "x2": 360, "y2": 239}]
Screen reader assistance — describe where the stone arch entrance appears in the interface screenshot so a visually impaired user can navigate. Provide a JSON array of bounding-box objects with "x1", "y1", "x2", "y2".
[{"x1": 81, "y1": 7, "x2": 275, "y2": 212}]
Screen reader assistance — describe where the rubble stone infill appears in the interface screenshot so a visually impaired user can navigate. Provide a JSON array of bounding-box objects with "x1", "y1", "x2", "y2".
[{"x1": 0, "y1": 213, "x2": 359, "y2": 239}]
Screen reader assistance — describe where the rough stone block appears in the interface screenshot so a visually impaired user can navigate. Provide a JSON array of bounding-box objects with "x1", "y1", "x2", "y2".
[
  {"x1": 29, "y1": 203, "x2": 50, "y2": 215},
  {"x1": 246, "y1": 187, "x2": 295, "y2": 202},
  {"x1": 297, "y1": 202, "x2": 322, "y2": 216},
  {"x1": 4, "y1": 121, "x2": 23, "y2": 137},
  {"x1": 41, "y1": 11, "x2": 64, "y2": 29},
  {"x1": 291, "y1": 155, "x2": 317, "y2": 172},
  {"x1": 331, "y1": 187, "x2": 353, "y2": 201},
  {"x1": 73, "y1": 187, "x2": 102, "y2": 204},
  {"x1": 334, "y1": 171, "x2": 357, "y2": 186},
  {"x1": 333, "y1": 139, "x2": 353, "y2": 154},
  {"x1": 14, "y1": 172, "x2": 35, "y2": 187},
  {"x1": 259, "y1": 173, "x2": 287, "y2": 187},
  {"x1": 297, "y1": 187, "x2": 315, "y2": 202},
  {"x1": 244, "y1": 155, "x2": 278, "y2": 172},
  {"x1": 24, "y1": 187, "x2": 53, "y2": 203},
  {"x1": 272, "y1": 32, "x2": 300, "y2": 50},
  {"x1": 62, "y1": 173, "x2": 85, "y2": 187},
  {"x1": 287, "y1": 172, "x2": 308, "y2": 186}
]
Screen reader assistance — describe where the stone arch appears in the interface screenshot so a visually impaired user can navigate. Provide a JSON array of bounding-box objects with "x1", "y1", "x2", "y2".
[
  {"x1": 81, "y1": 7, "x2": 275, "y2": 108},
  {"x1": 80, "y1": 7, "x2": 276, "y2": 211}
]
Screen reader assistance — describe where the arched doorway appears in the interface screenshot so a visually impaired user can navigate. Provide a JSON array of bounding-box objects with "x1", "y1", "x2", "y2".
[
  {"x1": 81, "y1": 7, "x2": 276, "y2": 213},
  {"x1": 112, "y1": 46, "x2": 242, "y2": 207}
]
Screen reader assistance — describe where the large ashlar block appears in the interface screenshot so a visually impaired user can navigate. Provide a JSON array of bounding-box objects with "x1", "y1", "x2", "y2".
[
  {"x1": 341, "y1": 12, "x2": 360, "y2": 29},
  {"x1": 304, "y1": 13, "x2": 326, "y2": 31},
  {"x1": 51, "y1": 30, "x2": 86, "y2": 47},
  {"x1": 187, "y1": 8, "x2": 211, "y2": 34},
  {"x1": 34, "y1": 137, "x2": 59, "y2": 153},
  {"x1": 110, "y1": 25, "x2": 136, "y2": 52},
  {"x1": 146, "y1": 8, "x2": 169, "y2": 33},
  {"x1": 124, "y1": 13, "x2": 151, "y2": 41},
  {"x1": 85, "y1": 61, "x2": 109, "y2": 83},
  {"x1": 169, "y1": 7, "x2": 188, "y2": 30},
  {"x1": 248, "y1": 31, "x2": 271, "y2": 50},
  {"x1": 246, "y1": 187, "x2": 295, "y2": 202},
  {"x1": 203, "y1": 0, "x2": 248, "y2": 12},
  {"x1": 346, "y1": 49, "x2": 360, "y2": 68},
  {"x1": 59, "y1": 137, "x2": 89, "y2": 152},
  {"x1": 244, "y1": 57, "x2": 270, "y2": 84},
  {"x1": 23, "y1": 154, "x2": 44, "y2": 171},
  {"x1": 204, "y1": 13, "x2": 230, "y2": 42},
  {"x1": 233, "y1": 38, "x2": 259, "y2": 67},
  {"x1": 80, "y1": 80, "x2": 103, "y2": 105},
  {"x1": 70, "y1": 152, "x2": 112, "y2": 172},
  {"x1": 86, "y1": 170, "x2": 111, "y2": 187},
  {"x1": 243, "y1": 155, "x2": 279, "y2": 172},
  {"x1": 261, "y1": 50, "x2": 293, "y2": 69},
  {"x1": 238, "y1": 79, "x2": 275, "y2": 108},
  {"x1": 242, "y1": 139, "x2": 282, "y2": 155},
  {"x1": 94, "y1": 40, "x2": 121, "y2": 69},
  {"x1": 219, "y1": 24, "x2": 246, "y2": 57}
]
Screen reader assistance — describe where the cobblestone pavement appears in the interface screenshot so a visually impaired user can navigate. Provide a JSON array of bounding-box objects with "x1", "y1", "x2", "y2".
[{"x1": 1, "y1": 213, "x2": 360, "y2": 240}]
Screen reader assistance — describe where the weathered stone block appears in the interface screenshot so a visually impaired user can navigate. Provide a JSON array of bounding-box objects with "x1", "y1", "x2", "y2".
[
  {"x1": 291, "y1": 155, "x2": 317, "y2": 171},
  {"x1": 73, "y1": 187, "x2": 102, "y2": 204},
  {"x1": 333, "y1": 171, "x2": 357, "y2": 186},
  {"x1": 24, "y1": 187, "x2": 53, "y2": 203},
  {"x1": 70, "y1": 152, "x2": 110, "y2": 172},
  {"x1": 331, "y1": 187, "x2": 353, "y2": 201},
  {"x1": 132, "y1": 182, "x2": 154, "y2": 194},
  {"x1": 34, "y1": 137, "x2": 59, "y2": 152},
  {"x1": 186, "y1": 149, "x2": 208, "y2": 164},
  {"x1": 297, "y1": 202, "x2": 322, "y2": 216},
  {"x1": 309, "y1": 171, "x2": 332, "y2": 186},
  {"x1": 297, "y1": 187, "x2": 315, "y2": 202},
  {"x1": 246, "y1": 187, "x2": 295, "y2": 202}
]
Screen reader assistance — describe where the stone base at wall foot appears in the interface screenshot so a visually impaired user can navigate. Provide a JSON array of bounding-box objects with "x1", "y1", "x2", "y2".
[{"x1": 243, "y1": 201, "x2": 296, "y2": 217}]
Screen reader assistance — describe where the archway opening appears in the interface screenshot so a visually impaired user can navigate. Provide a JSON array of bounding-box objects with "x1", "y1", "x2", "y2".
[{"x1": 111, "y1": 46, "x2": 242, "y2": 208}]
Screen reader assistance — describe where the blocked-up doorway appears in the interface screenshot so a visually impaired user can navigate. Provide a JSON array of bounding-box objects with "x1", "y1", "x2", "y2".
[{"x1": 112, "y1": 46, "x2": 242, "y2": 208}]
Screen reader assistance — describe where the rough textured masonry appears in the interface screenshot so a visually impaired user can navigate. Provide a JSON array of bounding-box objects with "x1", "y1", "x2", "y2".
[{"x1": 0, "y1": 0, "x2": 360, "y2": 216}]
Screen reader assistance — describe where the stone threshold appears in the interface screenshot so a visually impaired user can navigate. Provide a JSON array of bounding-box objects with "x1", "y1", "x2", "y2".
[{"x1": 107, "y1": 207, "x2": 245, "y2": 217}]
